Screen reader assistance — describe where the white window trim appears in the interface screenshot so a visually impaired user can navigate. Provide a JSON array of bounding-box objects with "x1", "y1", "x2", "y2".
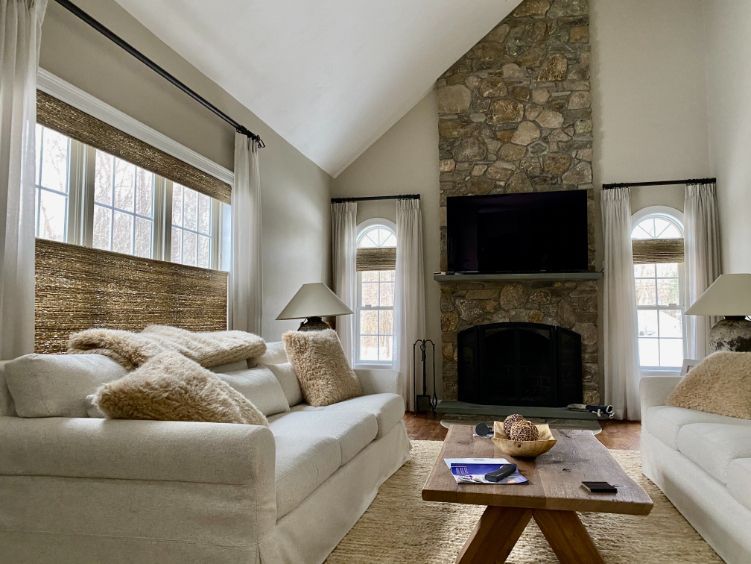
[{"x1": 631, "y1": 206, "x2": 686, "y2": 371}]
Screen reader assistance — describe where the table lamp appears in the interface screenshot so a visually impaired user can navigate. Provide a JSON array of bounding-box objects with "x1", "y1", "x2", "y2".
[
  {"x1": 277, "y1": 282, "x2": 353, "y2": 331},
  {"x1": 686, "y1": 273, "x2": 751, "y2": 352}
]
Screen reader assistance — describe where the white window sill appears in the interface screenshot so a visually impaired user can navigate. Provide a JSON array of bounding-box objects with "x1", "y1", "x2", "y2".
[
  {"x1": 639, "y1": 367, "x2": 682, "y2": 377},
  {"x1": 354, "y1": 363, "x2": 395, "y2": 371}
]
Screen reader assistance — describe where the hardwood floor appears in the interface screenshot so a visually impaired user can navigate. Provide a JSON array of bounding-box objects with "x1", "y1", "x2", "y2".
[{"x1": 404, "y1": 413, "x2": 641, "y2": 451}]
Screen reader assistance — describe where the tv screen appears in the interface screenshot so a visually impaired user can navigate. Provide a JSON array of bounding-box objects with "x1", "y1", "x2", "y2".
[{"x1": 447, "y1": 190, "x2": 589, "y2": 274}]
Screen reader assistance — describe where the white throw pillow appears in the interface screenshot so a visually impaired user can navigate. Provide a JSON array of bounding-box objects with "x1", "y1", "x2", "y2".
[
  {"x1": 266, "y1": 362, "x2": 304, "y2": 407},
  {"x1": 215, "y1": 366, "x2": 290, "y2": 416}
]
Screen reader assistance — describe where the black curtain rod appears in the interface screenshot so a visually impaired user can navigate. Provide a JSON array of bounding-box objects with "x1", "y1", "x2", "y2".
[
  {"x1": 331, "y1": 194, "x2": 421, "y2": 203},
  {"x1": 53, "y1": 0, "x2": 264, "y2": 147},
  {"x1": 603, "y1": 177, "x2": 716, "y2": 190}
]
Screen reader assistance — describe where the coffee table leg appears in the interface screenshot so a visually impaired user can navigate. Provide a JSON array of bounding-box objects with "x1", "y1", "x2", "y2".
[
  {"x1": 532, "y1": 510, "x2": 605, "y2": 564},
  {"x1": 456, "y1": 506, "x2": 532, "y2": 564}
]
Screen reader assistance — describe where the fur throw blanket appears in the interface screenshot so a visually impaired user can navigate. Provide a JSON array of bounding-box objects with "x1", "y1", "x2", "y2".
[{"x1": 68, "y1": 325, "x2": 266, "y2": 370}]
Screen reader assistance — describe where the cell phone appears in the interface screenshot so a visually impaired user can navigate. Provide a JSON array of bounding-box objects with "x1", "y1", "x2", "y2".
[{"x1": 581, "y1": 481, "x2": 618, "y2": 493}]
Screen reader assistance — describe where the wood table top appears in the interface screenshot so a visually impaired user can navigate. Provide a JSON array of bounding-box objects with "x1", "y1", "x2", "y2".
[{"x1": 422, "y1": 424, "x2": 653, "y2": 516}]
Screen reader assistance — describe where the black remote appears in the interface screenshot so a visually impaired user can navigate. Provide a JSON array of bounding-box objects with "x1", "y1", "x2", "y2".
[{"x1": 485, "y1": 463, "x2": 517, "y2": 483}]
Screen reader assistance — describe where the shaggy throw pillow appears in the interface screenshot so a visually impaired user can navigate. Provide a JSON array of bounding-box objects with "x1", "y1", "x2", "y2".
[
  {"x1": 667, "y1": 351, "x2": 751, "y2": 419},
  {"x1": 93, "y1": 352, "x2": 268, "y2": 425},
  {"x1": 282, "y1": 329, "x2": 361, "y2": 407}
]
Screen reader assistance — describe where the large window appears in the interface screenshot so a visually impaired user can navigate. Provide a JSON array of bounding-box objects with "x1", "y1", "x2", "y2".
[
  {"x1": 33, "y1": 124, "x2": 227, "y2": 270},
  {"x1": 632, "y1": 209, "x2": 685, "y2": 369},
  {"x1": 356, "y1": 221, "x2": 396, "y2": 365}
]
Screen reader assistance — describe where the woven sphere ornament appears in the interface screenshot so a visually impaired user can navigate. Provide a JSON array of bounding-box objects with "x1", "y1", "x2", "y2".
[
  {"x1": 509, "y1": 420, "x2": 540, "y2": 442},
  {"x1": 503, "y1": 413, "x2": 525, "y2": 436}
]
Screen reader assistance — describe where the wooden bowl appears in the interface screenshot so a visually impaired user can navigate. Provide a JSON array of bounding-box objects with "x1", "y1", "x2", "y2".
[{"x1": 492, "y1": 421, "x2": 557, "y2": 458}]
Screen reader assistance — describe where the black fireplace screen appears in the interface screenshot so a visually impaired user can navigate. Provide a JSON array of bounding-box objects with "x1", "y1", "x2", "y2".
[{"x1": 457, "y1": 322, "x2": 582, "y2": 407}]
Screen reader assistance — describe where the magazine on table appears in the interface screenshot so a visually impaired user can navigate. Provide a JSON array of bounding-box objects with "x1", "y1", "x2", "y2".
[{"x1": 444, "y1": 457, "x2": 528, "y2": 485}]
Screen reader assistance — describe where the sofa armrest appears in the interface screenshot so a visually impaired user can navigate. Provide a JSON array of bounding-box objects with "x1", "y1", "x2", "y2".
[
  {"x1": 0, "y1": 416, "x2": 275, "y2": 485},
  {"x1": 355, "y1": 368, "x2": 401, "y2": 395},
  {"x1": 640, "y1": 376, "x2": 683, "y2": 418}
]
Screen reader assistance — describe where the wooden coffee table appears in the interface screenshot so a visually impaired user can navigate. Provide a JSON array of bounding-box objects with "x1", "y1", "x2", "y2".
[{"x1": 422, "y1": 425, "x2": 653, "y2": 563}]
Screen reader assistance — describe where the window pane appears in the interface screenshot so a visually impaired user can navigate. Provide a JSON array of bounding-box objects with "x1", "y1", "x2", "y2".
[
  {"x1": 657, "y1": 278, "x2": 680, "y2": 306},
  {"x1": 184, "y1": 188, "x2": 198, "y2": 230},
  {"x1": 183, "y1": 230, "x2": 197, "y2": 266},
  {"x1": 380, "y1": 279, "x2": 394, "y2": 307},
  {"x1": 361, "y1": 282, "x2": 378, "y2": 307},
  {"x1": 633, "y1": 263, "x2": 655, "y2": 278},
  {"x1": 95, "y1": 151, "x2": 114, "y2": 205},
  {"x1": 135, "y1": 168, "x2": 154, "y2": 216},
  {"x1": 135, "y1": 217, "x2": 152, "y2": 258},
  {"x1": 660, "y1": 339, "x2": 683, "y2": 367},
  {"x1": 38, "y1": 190, "x2": 67, "y2": 241},
  {"x1": 114, "y1": 158, "x2": 135, "y2": 211},
  {"x1": 171, "y1": 227, "x2": 182, "y2": 262},
  {"x1": 198, "y1": 194, "x2": 211, "y2": 234},
  {"x1": 656, "y1": 263, "x2": 679, "y2": 277},
  {"x1": 381, "y1": 270, "x2": 395, "y2": 282},
  {"x1": 361, "y1": 271, "x2": 379, "y2": 282},
  {"x1": 635, "y1": 279, "x2": 656, "y2": 306},
  {"x1": 172, "y1": 184, "x2": 184, "y2": 227},
  {"x1": 40, "y1": 128, "x2": 69, "y2": 193},
  {"x1": 197, "y1": 234, "x2": 210, "y2": 268},
  {"x1": 659, "y1": 310, "x2": 683, "y2": 338},
  {"x1": 93, "y1": 205, "x2": 112, "y2": 250},
  {"x1": 360, "y1": 310, "x2": 378, "y2": 336},
  {"x1": 637, "y1": 310, "x2": 658, "y2": 337},
  {"x1": 379, "y1": 309, "x2": 393, "y2": 335},
  {"x1": 35, "y1": 124, "x2": 42, "y2": 184},
  {"x1": 638, "y1": 338, "x2": 659, "y2": 367},
  {"x1": 112, "y1": 211, "x2": 133, "y2": 254},
  {"x1": 379, "y1": 336, "x2": 393, "y2": 361},
  {"x1": 360, "y1": 336, "x2": 378, "y2": 361}
]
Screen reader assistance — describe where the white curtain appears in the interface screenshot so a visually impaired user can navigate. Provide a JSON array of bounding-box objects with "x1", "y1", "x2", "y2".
[
  {"x1": 229, "y1": 133, "x2": 262, "y2": 334},
  {"x1": 395, "y1": 199, "x2": 426, "y2": 411},
  {"x1": 331, "y1": 202, "x2": 357, "y2": 362},
  {"x1": 602, "y1": 188, "x2": 641, "y2": 420},
  {"x1": 0, "y1": 0, "x2": 47, "y2": 359},
  {"x1": 684, "y1": 182, "x2": 722, "y2": 360}
]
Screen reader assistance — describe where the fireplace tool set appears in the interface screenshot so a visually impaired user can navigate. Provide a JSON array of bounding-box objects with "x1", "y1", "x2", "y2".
[{"x1": 413, "y1": 339, "x2": 437, "y2": 413}]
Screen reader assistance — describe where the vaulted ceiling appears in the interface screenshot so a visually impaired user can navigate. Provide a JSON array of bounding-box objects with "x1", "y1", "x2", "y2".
[{"x1": 114, "y1": 0, "x2": 522, "y2": 176}]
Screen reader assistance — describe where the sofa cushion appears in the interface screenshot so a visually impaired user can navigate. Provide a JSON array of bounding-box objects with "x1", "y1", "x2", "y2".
[
  {"x1": 265, "y1": 363, "x2": 303, "y2": 407},
  {"x1": 676, "y1": 422, "x2": 751, "y2": 484},
  {"x1": 270, "y1": 410, "x2": 377, "y2": 465},
  {"x1": 5, "y1": 354, "x2": 127, "y2": 417},
  {"x1": 0, "y1": 361, "x2": 15, "y2": 416},
  {"x1": 645, "y1": 405, "x2": 748, "y2": 449},
  {"x1": 727, "y1": 458, "x2": 751, "y2": 511},
  {"x1": 294, "y1": 393, "x2": 404, "y2": 438},
  {"x1": 216, "y1": 366, "x2": 289, "y2": 416},
  {"x1": 256, "y1": 341, "x2": 288, "y2": 366},
  {"x1": 273, "y1": 432, "x2": 341, "y2": 518}
]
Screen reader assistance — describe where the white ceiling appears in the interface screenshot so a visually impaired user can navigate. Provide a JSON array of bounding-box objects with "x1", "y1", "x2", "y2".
[{"x1": 114, "y1": 0, "x2": 521, "y2": 176}]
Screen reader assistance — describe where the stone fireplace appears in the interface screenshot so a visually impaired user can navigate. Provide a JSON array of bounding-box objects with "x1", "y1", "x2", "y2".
[{"x1": 436, "y1": 0, "x2": 601, "y2": 404}]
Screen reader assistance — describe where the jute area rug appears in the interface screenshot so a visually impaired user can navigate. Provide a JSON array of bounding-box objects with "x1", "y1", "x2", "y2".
[{"x1": 327, "y1": 440, "x2": 721, "y2": 563}]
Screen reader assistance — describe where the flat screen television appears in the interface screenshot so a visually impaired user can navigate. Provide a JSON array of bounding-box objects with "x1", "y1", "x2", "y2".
[{"x1": 447, "y1": 190, "x2": 589, "y2": 274}]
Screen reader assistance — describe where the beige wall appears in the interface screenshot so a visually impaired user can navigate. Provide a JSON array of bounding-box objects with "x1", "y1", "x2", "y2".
[
  {"x1": 703, "y1": 0, "x2": 751, "y2": 273},
  {"x1": 40, "y1": 0, "x2": 332, "y2": 340},
  {"x1": 332, "y1": 92, "x2": 441, "y2": 385}
]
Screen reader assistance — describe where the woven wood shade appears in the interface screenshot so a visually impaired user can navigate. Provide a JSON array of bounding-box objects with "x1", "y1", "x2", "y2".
[
  {"x1": 357, "y1": 247, "x2": 396, "y2": 271},
  {"x1": 35, "y1": 239, "x2": 228, "y2": 353},
  {"x1": 632, "y1": 238, "x2": 684, "y2": 264},
  {"x1": 37, "y1": 91, "x2": 231, "y2": 203}
]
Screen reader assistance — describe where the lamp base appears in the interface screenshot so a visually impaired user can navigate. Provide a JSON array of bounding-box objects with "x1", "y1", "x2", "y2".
[
  {"x1": 710, "y1": 317, "x2": 751, "y2": 352},
  {"x1": 297, "y1": 316, "x2": 331, "y2": 331}
]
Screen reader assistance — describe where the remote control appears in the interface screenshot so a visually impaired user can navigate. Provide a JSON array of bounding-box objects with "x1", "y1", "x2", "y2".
[{"x1": 485, "y1": 463, "x2": 517, "y2": 483}]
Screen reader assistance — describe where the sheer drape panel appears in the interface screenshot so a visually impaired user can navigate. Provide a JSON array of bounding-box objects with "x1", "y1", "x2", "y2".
[
  {"x1": 0, "y1": 0, "x2": 47, "y2": 358},
  {"x1": 395, "y1": 199, "x2": 426, "y2": 411},
  {"x1": 331, "y1": 202, "x2": 357, "y2": 362},
  {"x1": 602, "y1": 188, "x2": 640, "y2": 420},
  {"x1": 684, "y1": 182, "x2": 722, "y2": 360},
  {"x1": 229, "y1": 134, "x2": 262, "y2": 334}
]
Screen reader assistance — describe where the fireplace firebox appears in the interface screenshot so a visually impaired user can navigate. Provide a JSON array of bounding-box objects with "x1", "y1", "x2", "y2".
[{"x1": 457, "y1": 322, "x2": 582, "y2": 407}]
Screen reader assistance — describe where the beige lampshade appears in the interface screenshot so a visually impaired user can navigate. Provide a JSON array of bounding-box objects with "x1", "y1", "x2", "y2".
[
  {"x1": 686, "y1": 274, "x2": 751, "y2": 316},
  {"x1": 276, "y1": 283, "x2": 353, "y2": 320}
]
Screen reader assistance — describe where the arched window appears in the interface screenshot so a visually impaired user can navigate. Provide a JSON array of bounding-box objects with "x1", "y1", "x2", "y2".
[
  {"x1": 355, "y1": 220, "x2": 396, "y2": 365},
  {"x1": 631, "y1": 208, "x2": 685, "y2": 369}
]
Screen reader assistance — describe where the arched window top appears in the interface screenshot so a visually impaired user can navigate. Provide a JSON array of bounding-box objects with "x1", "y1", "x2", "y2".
[
  {"x1": 631, "y1": 207, "x2": 683, "y2": 240},
  {"x1": 357, "y1": 219, "x2": 396, "y2": 248}
]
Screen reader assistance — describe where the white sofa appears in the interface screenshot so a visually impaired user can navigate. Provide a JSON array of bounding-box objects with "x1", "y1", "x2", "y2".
[
  {"x1": 0, "y1": 343, "x2": 410, "y2": 564},
  {"x1": 640, "y1": 376, "x2": 751, "y2": 564}
]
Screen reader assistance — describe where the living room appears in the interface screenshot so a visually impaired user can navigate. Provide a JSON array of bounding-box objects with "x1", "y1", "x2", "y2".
[{"x1": 1, "y1": 0, "x2": 749, "y2": 562}]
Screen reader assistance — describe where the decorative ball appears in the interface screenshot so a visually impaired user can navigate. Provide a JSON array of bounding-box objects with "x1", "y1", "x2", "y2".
[
  {"x1": 503, "y1": 413, "x2": 525, "y2": 436},
  {"x1": 509, "y1": 420, "x2": 540, "y2": 442}
]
